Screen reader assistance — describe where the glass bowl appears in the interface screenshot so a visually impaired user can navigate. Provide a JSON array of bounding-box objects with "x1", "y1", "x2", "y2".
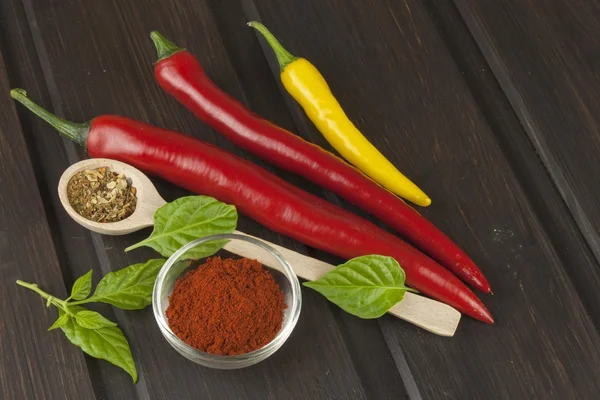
[{"x1": 152, "y1": 233, "x2": 302, "y2": 369}]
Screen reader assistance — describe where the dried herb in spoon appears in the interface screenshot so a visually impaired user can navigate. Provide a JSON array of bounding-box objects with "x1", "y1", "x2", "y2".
[{"x1": 67, "y1": 167, "x2": 137, "y2": 223}]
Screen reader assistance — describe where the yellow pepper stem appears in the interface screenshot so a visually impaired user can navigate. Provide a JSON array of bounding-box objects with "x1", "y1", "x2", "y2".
[{"x1": 248, "y1": 21, "x2": 298, "y2": 72}]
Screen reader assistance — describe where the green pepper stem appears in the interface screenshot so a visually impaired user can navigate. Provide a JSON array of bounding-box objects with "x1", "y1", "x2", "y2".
[
  {"x1": 10, "y1": 89, "x2": 89, "y2": 147},
  {"x1": 150, "y1": 31, "x2": 185, "y2": 62},
  {"x1": 247, "y1": 21, "x2": 298, "y2": 72}
]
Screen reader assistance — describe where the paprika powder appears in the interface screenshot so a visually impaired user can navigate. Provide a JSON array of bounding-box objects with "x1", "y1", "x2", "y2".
[{"x1": 166, "y1": 256, "x2": 286, "y2": 355}]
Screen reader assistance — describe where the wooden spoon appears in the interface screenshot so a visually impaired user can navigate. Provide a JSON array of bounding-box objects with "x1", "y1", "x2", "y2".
[{"x1": 58, "y1": 158, "x2": 461, "y2": 336}]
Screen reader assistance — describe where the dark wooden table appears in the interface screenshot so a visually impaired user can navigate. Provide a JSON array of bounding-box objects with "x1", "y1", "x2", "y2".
[{"x1": 2, "y1": 0, "x2": 600, "y2": 399}]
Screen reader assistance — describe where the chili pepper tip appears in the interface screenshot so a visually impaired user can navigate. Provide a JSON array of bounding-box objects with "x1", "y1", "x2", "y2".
[
  {"x1": 150, "y1": 31, "x2": 185, "y2": 63},
  {"x1": 468, "y1": 273, "x2": 492, "y2": 293}
]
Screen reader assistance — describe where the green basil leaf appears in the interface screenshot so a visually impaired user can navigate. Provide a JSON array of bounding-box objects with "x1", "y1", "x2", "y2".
[
  {"x1": 60, "y1": 309, "x2": 137, "y2": 383},
  {"x1": 303, "y1": 255, "x2": 410, "y2": 319},
  {"x1": 124, "y1": 196, "x2": 237, "y2": 259},
  {"x1": 89, "y1": 259, "x2": 166, "y2": 310},
  {"x1": 69, "y1": 270, "x2": 93, "y2": 301},
  {"x1": 48, "y1": 312, "x2": 71, "y2": 331},
  {"x1": 75, "y1": 310, "x2": 118, "y2": 329}
]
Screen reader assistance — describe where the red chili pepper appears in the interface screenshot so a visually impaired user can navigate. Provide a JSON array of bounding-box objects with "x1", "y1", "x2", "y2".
[
  {"x1": 10, "y1": 88, "x2": 493, "y2": 324},
  {"x1": 149, "y1": 31, "x2": 491, "y2": 294}
]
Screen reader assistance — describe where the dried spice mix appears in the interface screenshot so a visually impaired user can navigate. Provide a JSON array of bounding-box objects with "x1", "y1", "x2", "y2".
[
  {"x1": 166, "y1": 256, "x2": 286, "y2": 355},
  {"x1": 67, "y1": 167, "x2": 137, "y2": 223}
]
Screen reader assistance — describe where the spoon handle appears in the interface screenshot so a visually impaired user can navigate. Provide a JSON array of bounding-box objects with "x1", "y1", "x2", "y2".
[{"x1": 225, "y1": 230, "x2": 460, "y2": 337}]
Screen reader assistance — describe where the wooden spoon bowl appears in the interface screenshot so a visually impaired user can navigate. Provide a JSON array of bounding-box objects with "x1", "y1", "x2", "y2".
[{"x1": 58, "y1": 158, "x2": 167, "y2": 235}]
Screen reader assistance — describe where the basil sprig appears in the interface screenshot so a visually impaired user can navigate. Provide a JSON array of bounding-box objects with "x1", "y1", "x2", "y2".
[
  {"x1": 304, "y1": 255, "x2": 417, "y2": 319},
  {"x1": 16, "y1": 258, "x2": 165, "y2": 382},
  {"x1": 125, "y1": 196, "x2": 237, "y2": 258},
  {"x1": 17, "y1": 195, "x2": 240, "y2": 382}
]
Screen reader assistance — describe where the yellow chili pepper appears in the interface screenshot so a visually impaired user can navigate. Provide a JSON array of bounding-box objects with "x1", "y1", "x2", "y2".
[{"x1": 249, "y1": 22, "x2": 431, "y2": 207}]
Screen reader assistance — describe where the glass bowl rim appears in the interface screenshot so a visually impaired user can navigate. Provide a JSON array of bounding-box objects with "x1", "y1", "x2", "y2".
[{"x1": 152, "y1": 233, "x2": 302, "y2": 364}]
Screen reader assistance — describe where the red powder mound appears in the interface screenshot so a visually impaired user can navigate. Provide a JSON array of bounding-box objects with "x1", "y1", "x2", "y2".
[{"x1": 166, "y1": 256, "x2": 286, "y2": 355}]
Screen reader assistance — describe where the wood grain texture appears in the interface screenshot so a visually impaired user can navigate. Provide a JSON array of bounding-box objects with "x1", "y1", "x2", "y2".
[
  {"x1": 3, "y1": 0, "x2": 600, "y2": 398},
  {"x1": 426, "y1": 0, "x2": 600, "y2": 330},
  {"x1": 0, "y1": 46, "x2": 96, "y2": 400},
  {"x1": 453, "y1": 0, "x2": 600, "y2": 308},
  {"x1": 0, "y1": 1, "x2": 142, "y2": 398},
  {"x1": 245, "y1": 0, "x2": 600, "y2": 398}
]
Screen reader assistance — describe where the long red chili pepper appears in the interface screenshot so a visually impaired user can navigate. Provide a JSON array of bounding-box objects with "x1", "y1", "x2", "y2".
[
  {"x1": 10, "y1": 88, "x2": 493, "y2": 324},
  {"x1": 149, "y1": 31, "x2": 492, "y2": 294}
]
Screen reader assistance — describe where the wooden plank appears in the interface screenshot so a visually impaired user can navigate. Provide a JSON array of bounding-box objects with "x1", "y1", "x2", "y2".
[
  {"x1": 0, "y1": 37, "x2": 97, "y2": 400},
  {"x1": 453, "y1": 0, "x2": 600, "y2": 317},
  {"x1": 425, "y1": 0, "x2": 600, "y2": 329},
  {"x1": 14, "y1": 0, "x2": 401, "y2": 398},
  {"x1": 244, "y1": 0, "x2": 600, "y2": 398},
  {"x1": 0, "y1": 1, "x2": 142, "y2": 398}
]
